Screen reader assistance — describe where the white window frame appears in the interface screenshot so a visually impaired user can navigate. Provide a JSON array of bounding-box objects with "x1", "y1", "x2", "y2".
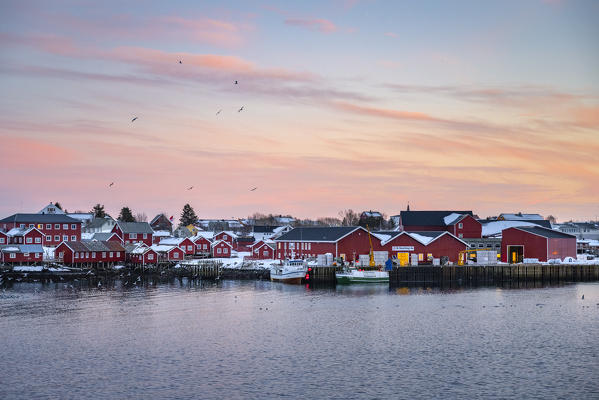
[
  {"x1": 92, "y1": 252, "x2": 96, "y2": 258},
  {"x1": 71, "y1": 224, "x2": 77, "y2": 230},
  {"x1": 458, "y1": 234, "x2": 464, "y2": 238},
  {"x1": 143, "y1": 233, "x2": 147, "y2": 239},
  {"x1": 29, "y1": 224, "x2": 34, "y2": 228},
  {"x1": 223, "y1": 247, "x2": 228, "y2": 253},
  {"x1": 173, "y1": 252, "x2": 179, "y2": 259},
  {"x1": 0, "y1": 238, "x2": 4, "y2": 244},
  {"x1": 63, "y1": 235, "x2": 68, "y2": 241},
  {"x1": 102, "y1": 252, "x2": 106, "y2": 258},
  {"x1": 54, "y1": 224, "x2": 60, "y2": 229},
  {"x1": 35, "y1": 253, "x2": 40, "y2": 258},
  {"x1": 458, "y1": 222, "x2": 463, "y2": 229},
  {"x1": 187, "y1": 245, "x2": 192, "y2": 251},
  {"x1": 109, "y1": 252, "x2": 113, "y2": 257},
  {"x1": 130, "y1": 233, "x2": 137, "y2": 239},
  {"x1": 46, "y1": 224, "x2": 52, "y2": 229},
  {"x1": 75, "y1": 252, "x2": 79, "y2": 259},
  {"x1": 10, "y1": 253, "x2": 16, "y2": 259},
  {"x1": 148, "y1": 253, "x2": 154, "y2": 260},
  {"x1": 63, "y1": 224, "x2": 68, "y2": 230},
  {"x1": 26, "y1": 238, "x2": 33, "y2": 244},
  {"x1": 46, "y1": 235, "x2": 52, "y2": 241},
  {"x1": 217, "y1": 248, "x2": 222, "y2": 254},
  {"x1": 24, "y1": 252, "x2": 30, "y2": 257},
  {"x1": 203, "y1": 244, "x2": 207, "y2": 250},
  {"x1": 35, "y1": 237, "x2": 41, "y2": 243},
  {"x1": 71, "y1": 235, "x2": 76, "y2": 241},
  {"x1": 116, "y1": 252, "x2": 120, "y2": 257},
  {"x1": 54, "y1": 235, "x2": 60, "y2": 241},
  {"x1": 20, "y1": 224, "x2": 25, "y2": 228}
]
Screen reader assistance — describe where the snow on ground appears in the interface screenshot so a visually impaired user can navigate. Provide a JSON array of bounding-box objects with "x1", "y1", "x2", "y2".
[
  {"x1": 113, "y1": 265, "x2": 126, "y2": 270},
  {"x1": 13, "y1": 266, "x2": 45, "y2": 272},
  {"x1": 179, "y1": 252, "x2": 276, "y2": 269}
]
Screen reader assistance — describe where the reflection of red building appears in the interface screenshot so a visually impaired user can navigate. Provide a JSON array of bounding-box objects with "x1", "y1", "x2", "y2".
[{"x1": 501, "y1": 227, "x2": 576, "y2": 263}]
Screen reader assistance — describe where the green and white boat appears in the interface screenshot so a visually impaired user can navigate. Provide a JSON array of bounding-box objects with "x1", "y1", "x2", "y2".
[{"x1": 336, "y1": 269, "x2": 389, "y2": 284}]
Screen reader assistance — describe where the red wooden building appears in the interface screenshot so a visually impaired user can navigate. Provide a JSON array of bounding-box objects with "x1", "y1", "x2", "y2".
[
  {"x1": 190, "y1": 234, "x2": 212, "y2": 255},
  {"x1": 249, "y1": 242, "x2": 276, "y2": 259},
  {"x1": 398, "y1": 211, "x2": 482, "y2": 239},
  {"x1": 213, "y1": 231, "x2": 237, "y2": 247},
  {"x1": 5, "y1": 227, "x2": 45, "y2": 245},
  {"x1": 211, "y1": 240, "x2": 232, "y2": 258},
  {"x1": 378, "y1": 231, "x2": 468, "y2": 263},
  {"x1": 235, "y1": 236, "x2": 255, "y2": 252},
  {"x1": 152, "y1": 230, "x2": 172, "y2": 244},
  {"x1": 126, "y1": 244, "x2": 158, "y2": 265},
  {"x1": 0, "y1": 213, "x2": 82, "y2": 246},
  {"x1": 501, "y1": 226, "x2": 576, "y2": 263},
  {"x1": 0, "y1": 245, "x2": 44, "y2": 263},
  {"x1": 55, "y1": 240, "x2": 125, "y2": 266},
  {"x1": 159, "y1": 237, "x2": 195, "y2": 256},
  {"x1": 150, "y1": 245, "x2": 185, "y2": 262},
  {"x1": 275, "y1": 227, "x2": 373, "y2": 262},
  {"x1": 0, "y1": 231, "x2": 7, "y2": 245},
  {"x1": 112, "y1": 222, "x2": 154, "y2": 246}
]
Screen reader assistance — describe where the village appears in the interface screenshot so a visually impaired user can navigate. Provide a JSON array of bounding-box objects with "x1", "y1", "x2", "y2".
[{"x1": 1, "y1": 202, "x2": 598, "y2": 274}]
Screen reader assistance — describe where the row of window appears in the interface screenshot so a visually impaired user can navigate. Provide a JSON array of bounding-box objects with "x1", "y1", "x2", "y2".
[
  {"x1": 47, "y1": 235, "x2": 78, "y2": 242},
  {"x1": 128, "y1": 233, "x2": 149, "y2": 239},
  {"x1": 279, "y1": 242, "x2": 312, "y2": 250},
  {"x1": 17, "y1": 223, "x2": 79, "y2": 230},
  {"x1": 196, "y1": 244, "x2": 209, "y2": 250},
  {"x1": 7, "y1": 252, "x2": 41, "y2": 258},
  {"x1": 74, "y1": 251, "x2": 121, "y2": 259},
  {"x1": 216, "y1": 247, "x2": 228, "y2": 254},
  {"x1": 468, "y1": 243, "x2": 501, "y2": 248}
]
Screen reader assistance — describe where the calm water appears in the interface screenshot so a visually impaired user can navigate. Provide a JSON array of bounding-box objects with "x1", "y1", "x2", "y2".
[{"x1": 1, "y1": 279, "x2": 598, "y2": 399}]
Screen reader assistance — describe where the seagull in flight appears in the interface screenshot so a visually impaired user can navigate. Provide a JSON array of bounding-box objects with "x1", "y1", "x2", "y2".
[
  {"x1": 238, "y1": 106, "x2": 244, "y2": 112},
  {"x1": 187, "y1": 186, "x2": 194, "y2": 190},
  {"x1": 250, "y1": 187, "x2": 257, "y2": 191},
  {"x1": 131, "y1": 116, "x2": 138, "y2": 122},
  {"x1": 216, "y1": 109, "x2": 222, "y2": 115},
  {"x1": 178, "y1": 60, "x2": 182, "y2": 64},
  {"x1": 109, "y1": 182, "x2": 114, "y2": 187},
  {"x1": 234, "y1": 80, "x2": 238, "y2": 85}
]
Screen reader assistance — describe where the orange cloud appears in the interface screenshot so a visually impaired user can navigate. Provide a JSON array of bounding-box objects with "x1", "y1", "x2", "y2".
[
  {"x1": 571, "y1": 106, "x2": 599, "y2": 128},
  {"x1": 333, "y1": 101, "x2": 439, "y2": 122}
]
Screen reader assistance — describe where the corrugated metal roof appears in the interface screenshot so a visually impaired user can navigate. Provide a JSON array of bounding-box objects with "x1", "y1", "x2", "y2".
[
  {"x1": 116, "y1": 222, "x2": 153, "y2": 234},
  {"x1": 0, "y1": 214, "x2": 82, "y2": 224},
  {"x1": 515, "y1": 226, "x2": 576, "y2": 239},
  {"x1": 276, "y1": 227, "x2": 360, "y2": 242},
  {"x1": 400, "y1": 211, "x2": 473, "y2": 227}
]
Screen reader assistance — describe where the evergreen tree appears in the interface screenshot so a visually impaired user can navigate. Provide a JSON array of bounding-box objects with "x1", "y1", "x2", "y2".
[
  {"x1": 118, "y1": 207, "x2": 135, "y2": 222},
  {"x1": 54, "y1": 202, "x2": 63, "y2": 211},
  {"x1": 92, "y1": 204, "x2": 106, "y2": 218},
  {"x1": 180, "y1": 204, "x2": 198, "y2": 226}
]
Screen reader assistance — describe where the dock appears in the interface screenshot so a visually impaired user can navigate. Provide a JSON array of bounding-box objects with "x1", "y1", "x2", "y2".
[{"x1": 389, "y1": 264, "x2": 599, "y2": 287}]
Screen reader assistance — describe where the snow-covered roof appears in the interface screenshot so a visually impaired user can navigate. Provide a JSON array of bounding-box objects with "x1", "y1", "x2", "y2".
[
  {"x1": 190, "y1": 232, "x2": 213, "y2": 241},
  {"x1": 152, "y1": 230, "x2": 171, "y2": 237},
  {"x1": 443, "y1": 213, "x2": 464, "y2": 225},
  {"x1": 159, "y1": 237, "x2": 187, "y2": 246},
  {"x1": 131, "y1": 244, "x2": 152, "y2": 254},
  {"x1": 211, "y1": 240, "x2": 232, "y2": 248},
  {"x1": 151, "y1": 244, "x2": 179, "y2": 253},
  {"x1": 214, "y1": 230, "x2": 238, "y2": 238},
  {"x1": 481, "y1": 220, "x2": 541, "y2": 237},
  {"x1": 66, "y1": 213, "x2": 94, "y2": 222},
  {"x1": 499, "y1": 213, "x2": 544, "y2": 221}
]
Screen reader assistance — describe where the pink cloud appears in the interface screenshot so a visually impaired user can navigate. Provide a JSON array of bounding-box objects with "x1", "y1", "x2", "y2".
[
  {"x1": 384, "y1": 32, "x2": 398, "y2": 38},
  {"x1": 571, "y1": 106, "x2": 599, "y2": 128},
  {"x1": 285, "y1": 18, "x2": 337, "y2": 33},
  {"x1": 333, "y1": 101, "x2": 439, "y2": 122}
]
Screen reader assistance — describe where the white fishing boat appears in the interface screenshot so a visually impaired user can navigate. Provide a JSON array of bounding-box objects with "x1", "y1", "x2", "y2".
[
  {"x1": 270, "y1": 260, "x2": 307, "y2": 284},
  {"x1": 336, "y1": 268, "x2": 389, "y2": 284}
]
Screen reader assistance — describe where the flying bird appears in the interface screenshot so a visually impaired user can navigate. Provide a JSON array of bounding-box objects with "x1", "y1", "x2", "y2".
[
  {"x1": 109, "y1": 182, "x2": 114, "y2": 187},
  {"x1": 187, "y1": 186, "x2": 194, "y2": 190},
  {"x1": 178, "y1": 60, "x2": 182, "y2": 64},
  {"x1": 216, "y1": 109, "x2": 222, "y2": 115},
  {"x1": 238, "y1": 106, "x2": 244, "y2": 112},
  {"x1": 250, "y1": 187, "x2": 257, "y2": 191},
  {"x1": 131, "y1": 116, "x2": 138, "y2": 122},
  {"x1": 234, "y1": 80, "x2": 238, "y2": 85}
]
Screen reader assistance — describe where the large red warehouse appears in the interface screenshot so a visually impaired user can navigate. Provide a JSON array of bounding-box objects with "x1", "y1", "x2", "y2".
[
  {"x1": 398, "y1": 210, "x2": 482, "y2": 238},
  {"x1": 274, "y1": 227, "x2": 372, "y2": 262},
  {"x1": 501, "y1": 226, "x2": 576, "y2": 263},
  {"x1": 378, "y1": 231, "x2": 468, "y2": 263}
]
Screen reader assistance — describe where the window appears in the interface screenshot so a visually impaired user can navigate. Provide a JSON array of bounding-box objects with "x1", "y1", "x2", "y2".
[
  {"x1": 26, "y1": 238, "x2": 33, "y2": 244},
  {"x1": 86, "y1": 253, "x2": 89, "y2": 259},
  {"x1": 289, "y1": 243, "x2": 295, "y2": 250},
  {"x1": 263, "y1": 250, "x2": 269, "y2": 256},
  {"x1": 130, "y1": 233, "x2": 137, "y2": 239},
  {"x1": 71, "y1": 224, "x2": 77, "y2": 230},
  {"x1": 254, "y1": 248, "x2": 259, "y2": 254},
  {"x1": 187, "y1": 245, "x2": 192, "y2": 251},
  {"x1": 46, "y1": 224, "x2": 52, "y2": 229},
  {"x1": 418, "y1": 253, "x2": 424, "y2": 261},
  {"x1": 20, "y1": 224, "x2": 25, "y2": 228},
  {"x1": 458, "y1": 223, "x2": 463, "y2": 229},
  {"x1": 92, "y1": 252, "x2": 96, "y2": 258},
  {"x1": 24, "y1": 252, "x2": 30, "y2": 257},
  {"x1": 148, "y1": 253, "x2": 154, "y2": 260},
  {"x1": 55, "y1": 224, "x2": 60, "y2": 229},
  {"x1": 0, "y1": 238, "x2": 4, "y2": 244},
  {"x1": 116, "y1": 252, "x2": 120, "y2": 257},
  {"x1": 278, "y1": 243, "x2": 281, "y2": 249},
  {"x1": 63, "y1": 224, "x2": 68, "y2": 230},
  {"x1": 308, "y1": 243, "x2": 311, "y2": 250},
  {"x1": 10, "y1": 253, "x2": 16, "y2": 259},
  {"x1": 217, "y1": 248, "x2": 222, "y2": 254},
  {"x1": 143, "y1": 233, "x2": 147, "y2": 239},
  {"x1": 75, "y1": 253, "x2": 78, "y2": 259},
  {"x1": 71, "y1": 235, "x2": 76, "y2": 241},
  {"x1": 54, "y1": 235, "x2": 60, "y2": 241},
  {"x1": 35, "y1": 237, "x2": 41, "y2": 243},
  {"x1": 203, "y1": 244, "x2": 207, "y2": 250},
  {"x1": 223, "y1": 235, "x2": 228, "y2": 240},
  {"x1": 63, "y1": 235, "x2": 68, "y2": 241},
  {"x1": 46, "y1": 236, "x2": 51, "y2": 241},
  {"x1": 35, "y1": 253, "x2": 40, "y2": 258},
  {"x1": 102, "y1": 252, "x2": 107, "y2": 258},
  {"x1": 458, "y1": 234, "x2": 463, "y2": 238},
  {"x1": 223, "y1": 248, "x2": 228, "y2": 253},
  {"x1": 29, "y1": 224, "x2": 34, "y2": 228},
  {"x1": 173, "y1": 252, "x2": 179, "y2": 258},
  {"x1": 59, "y1": 251, "x2": 64, "y2": 258}
]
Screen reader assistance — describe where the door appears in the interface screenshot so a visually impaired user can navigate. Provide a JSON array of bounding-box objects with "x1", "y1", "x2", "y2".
[{"x1": 508, "y1": 245, "x2": 523, "y2": 264}]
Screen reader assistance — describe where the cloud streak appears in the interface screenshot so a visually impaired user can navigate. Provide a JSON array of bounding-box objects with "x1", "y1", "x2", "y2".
[{"x1": 284, "y1": 18, "x2": 337, "y2": 33}]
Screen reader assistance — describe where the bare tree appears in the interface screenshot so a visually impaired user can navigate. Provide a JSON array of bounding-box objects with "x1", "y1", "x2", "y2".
[
  {"x1": 338, "y1": 209, "x2": 359, "y2": 226},
  {"x1": 135, "y1": 212, "x2": 148, "y2": 222}
]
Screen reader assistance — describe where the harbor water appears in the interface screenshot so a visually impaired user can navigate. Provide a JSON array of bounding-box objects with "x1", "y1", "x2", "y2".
[{"x1": 1, "y1": 280, "x2": 598, "y2": 399}]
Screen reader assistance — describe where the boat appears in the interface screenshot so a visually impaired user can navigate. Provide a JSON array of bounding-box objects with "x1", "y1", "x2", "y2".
[
  {"x1": 270, "y1": 259, "x2": 307, "y2": 284},
  {"x1": 336, "y1": 268, "x2": 389, "y2": 284}
]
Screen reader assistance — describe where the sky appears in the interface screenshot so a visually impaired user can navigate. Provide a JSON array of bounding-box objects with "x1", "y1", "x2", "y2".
[{"x1": 0, "y1": 0, "x2": 598, "y2": 222}]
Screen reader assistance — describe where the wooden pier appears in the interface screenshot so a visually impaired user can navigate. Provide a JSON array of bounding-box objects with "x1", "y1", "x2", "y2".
[
  {"x1": 389, "y1": 264, "x2": 599, "y2": 287},
  {"x1": 305, "y1": 266, "x2": 342, "y2": 284}
]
